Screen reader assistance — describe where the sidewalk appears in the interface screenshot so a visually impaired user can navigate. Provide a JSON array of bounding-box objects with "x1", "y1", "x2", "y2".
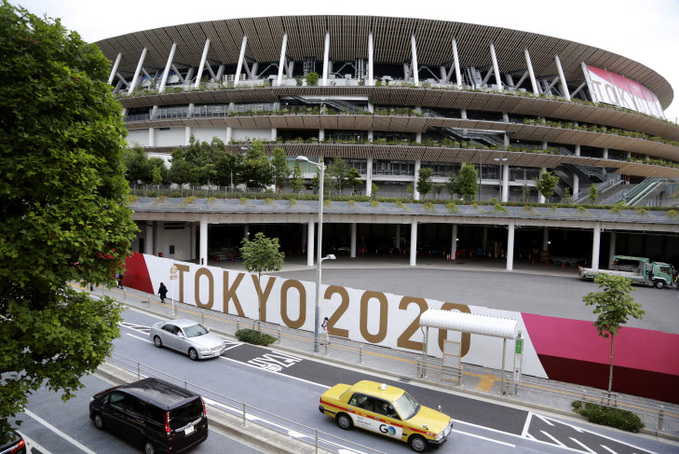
[{"x1": 94, "y1": 281, "x2": 679, "y2": 446}]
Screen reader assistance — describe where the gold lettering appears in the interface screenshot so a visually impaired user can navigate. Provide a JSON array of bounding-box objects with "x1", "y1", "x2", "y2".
[
  {"x1": 222, "y1": 271, "x2": 245, "y2": 316},
  {"x1": 174, "y1": 264, "x2": 190, "y2": 303},
  {"x1": 396, "y1": 297, "x2": 428, "y2": 351},
  {"x1": 326, "y1": 285, "x2": 349, "y2": 338},
  {"x1": 251, "y1": 274, "x2": 276, "y2": 323},
  {"x1": 194, "y1": 268, "x2": 214, "y2": 310},
  {"x1": 360, "y1": 291, "x2": 388, "y2": 344},
  {"x1": 280, "y1": 280, "x2": 306, "y2": 329}
]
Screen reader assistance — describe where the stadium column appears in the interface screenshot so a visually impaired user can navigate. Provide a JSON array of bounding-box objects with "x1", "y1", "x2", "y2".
[
  {"x1": 414, "y1": 160, "x2": 421, "y2": 201},
  {"x1": 608, "y1": 231, "x2": 617, "y2": 269},
  {"x1": 543, "y1": 228, "x2": 549, "y2": 252},
  {"x1": 145, "y1": 223, "x2": 154, "y2": 255},
  {"x1": 573, "y1": 144, "x2": 581, "y2": 196},
  {"x1": 409, "y1": 221, "x2": 418, "y2": 266},
  {"x1": 277, "y1": 33, "x2": 288, "y2": 87},
  {"x1": 322, "y1": 32, "x2": 330, "y2": 86},
  {"x1": 159, "y1": 43, "x2": 177, "y2": 93},
  {"x1": 148, "y1": 128, "x2": 155, "y2": 147},
  {"x1": 554, "y1": 55, "x2": 570, "y2": 101},
  {"x1": 128, "y1": 47, "x2": 147, "y2": 95},
  {"x1": 199, "y1": 217, "x2": 208, "y2": 266},
  {"x1": 350, "y1": 223, "x2": 357, "y2": 258},
  {"x1": 490, "y1": 43, "x2": 502, "y2": 92},
  {"x1": 108, "y1": 53, "x2": 122, "y2": 86},
  {"x1": 307, "y1": 221, "x2": 315, "y2": 266},
  {"x1": 603, "y1": 148, "x2": 609, "y2": 159},
  {"x1": 368, "y1": 32, "x2": 374, "y2": 86},
  {"x1": 538, "y1": 167, "x2": 546, "y2": 204},
  {"x1": 194, "y1": 39, "x2": 211, "y2": 89},
  {"x1": 185, "y1": 126, "x2": 191, "y2": 146},
  {"x1": 366, "y1": 157, "x2": 373, "y2": 196},
  {"x1": 506, "y1": 220, "x2": 515, "y2": 271},
  {"x1": 524, "y1": 48, "x2": 539, "y2": 95},
  {"x1": 411, "y1": 35, "x2": 419, "y2": 86},
  {"x1": 450, "y1": 225, "x2": 458, "y2": 261},
  {"x1": 591, "y1": 224, "x2": 601, "y2": 271},
  {"x1": 234, "y1": 35, "x2": 248, "y2": 87},
  {"x1": 452, "y1": 38, "x2": 462, "y2": 89},
  {"x1": 502, "y1": 163, "x2": 509, "y2": 202}
]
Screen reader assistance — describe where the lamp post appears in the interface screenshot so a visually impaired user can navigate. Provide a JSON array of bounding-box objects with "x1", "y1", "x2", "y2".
[
  {"x1": 296, "y1": 155, "x2": 336, "y2": 352},
  {"x1": 494, "y1": 157, "x2": 508, "y2": 201}
]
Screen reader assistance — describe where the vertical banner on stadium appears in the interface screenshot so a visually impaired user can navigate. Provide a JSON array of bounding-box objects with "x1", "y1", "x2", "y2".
[{"x1": 581, "y1": 62, "x2": 665, "y2": 119}]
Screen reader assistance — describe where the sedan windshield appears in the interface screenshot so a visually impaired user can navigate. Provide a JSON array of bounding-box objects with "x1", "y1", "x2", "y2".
[
  {"x1": 183, "y1": 324, "x2": 208, "y2": 338},
  {"x1": 392, "y1": 391, "x2": 420, "y2": 420}
]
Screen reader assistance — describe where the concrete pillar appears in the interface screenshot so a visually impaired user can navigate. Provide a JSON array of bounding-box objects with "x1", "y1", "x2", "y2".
[
  {"x1": 450, "y1": 224, "x2": 458, "y2": 260},
  {"x1": 234, "y1": 35, "x2": 248, "y2": 86},
  {"x1": 226, "y1": 126, "x2": 233, "y2": 144},
  {"x1": 554, "y1": 55, "x2": 570, "y2": 101},
  {"x1": 185, "y1": 127, "x2": 192, "y2": 146},
  {"x1": 543, "y1": 228, "x2": 549, "y2": 251},
  {"x1": 350, "y1": 223, "x2": 357, "y2": 258},
  {"x1": 411, "y1": 35, "x2": 419, "y2": 86},
  {"x1": 414, "y1": 160, "x2": 421, "y2": 200},
  {"x1": 322, "y1": 32, "x2": 330, "y2": 86},
  {"x1": 506, "y1": 220, "x2": 515, "y2": 271},
  {"x1": 128, "y1": 47, "x2": 147, "y2": 95},
  {"x1": 502, "y1": 163, "x2": 509, "y2": 202},
  {"x1": 108, "y1": 53, "x2": 123, "y2": 86},
  {"x1": 524, "y1": 48, "x2": 539, "y2": 95},
  {"x1": 573, "y1": 174, "x2": 580, "y2": 197},
  {"x1": 277, "y1": 33, "x2": 288, "y2": 86},
  {"x1": 194, "y1": 39, "x2": 211, "y2": 89},
  {"x1": 319, "y1": 129, "x2": 325, "y2": 142},
  {"x1": 409, "y1": 221, "x2": 418, "y2": 266},
  {"x1": 603, "y1": 148, "x2": 609, "y2": 159},
  {"x1": 271, "y1": 128, "x2": 277, "y2": 141},
  {"x1": 490, "y1": 43, "x2": 502, "y2": 92},
  {"x1": 608, "y1": 231, "x2": 617, "y2": 268},
  {"x1": 366, "y1": 157, "x2": 373, "y2": 196},
  {"x1": 148, "y1": 128, "x2": 155, "y2": 147},
  {"x1": 307, "y1": 221, "x2": 315, "y2": 266},
  {"x1": 199, "y1": 218, "x2": 208, "y2": 265},
  {"x1": 538, "y1": 167, "x2": 546, "y2": 204},
  {"x1": 452, "y1": 38, "x2": 462, "y2": 88},
  {"x1": 145, "y1": 223, "x2": 154, "y2": 254},
  {"x1": 592, "y1": 224, "x2": 601, "y2": 271},
  {"x1": 368, "y1": 32, "x2": 374, "y2": 86}
]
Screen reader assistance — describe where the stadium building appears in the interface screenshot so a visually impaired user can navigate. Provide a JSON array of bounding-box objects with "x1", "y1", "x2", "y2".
[{"x1": 95, "y1": 16, "x2": 679, "y2": 267}]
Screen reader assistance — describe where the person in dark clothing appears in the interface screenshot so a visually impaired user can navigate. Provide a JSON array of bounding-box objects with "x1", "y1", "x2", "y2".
[{"x1": 158, "y1": 282, "x2": 168, "y2": 304}]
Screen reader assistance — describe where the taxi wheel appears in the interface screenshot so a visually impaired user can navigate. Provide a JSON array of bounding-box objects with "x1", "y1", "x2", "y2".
[
  {"x1": 336, "y1": 413, "x2": 353, "y2": 430},
  {"x1": 408, "y1": 435, "x2": 427, "y2": 453}
]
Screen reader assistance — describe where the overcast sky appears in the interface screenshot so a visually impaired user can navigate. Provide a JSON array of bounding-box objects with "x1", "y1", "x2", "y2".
[{"x1": 11, "y1": 0, "x2": 679, "y2": 122}]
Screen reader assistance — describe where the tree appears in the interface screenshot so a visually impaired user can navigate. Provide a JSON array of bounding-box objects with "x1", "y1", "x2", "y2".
[
  {"x1": 240, "y1": 232, "x2": 285, "y2": 332},
  {"x1": 305, "y1": 71, "x2": 319, "y2": 86},
  {"x1": 446, "y1": 170, "x2": 459, "y2": 199},
  {"x1": 240, "y1": 141, "x2": 273, "y2": 189},
  {"x1": 457, "y1": 163, "x2": 479, "y2": 202},
  {"x1": 270, "y1": 147, "x2": 289, "y2": 193},
  {"x1": 289, "y1": 161, "x2": 305, "y2": 194},
  {"x1": 416, "y1": 167, "x2": 434, "y2": 199},
  {"x1": 123, "y1": 145, "x2": 153, "y2": 183},
  {"x1": 535, "y1": 170, "x2": 559, "y2": 200},
  {"x1": 326, "y1": 156, "x2": 349, "y2": 195},
  {"x1": 0, "y1": 2, "x2": 137, "y2": 441},
  {"x1": 588, "y1": 184, "x2": 599, "y2": 205},
  {"x1": 371, "y1": 183, "x2": 378, "y2": 200},
  {"x1": 347, "y1": 168, "x2": 362, "y2": 195},
  {"x1": 583, "y1": 274, "x2": 644, "y2": 395}
]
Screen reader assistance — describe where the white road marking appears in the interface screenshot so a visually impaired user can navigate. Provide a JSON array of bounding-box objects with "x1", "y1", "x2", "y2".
[
  {"x1": 452, "y1": 429, "x2": 516, "y2": 448},
  {"x1": 601, "y1": 445, "x2": 620, "y2": 454},
  {"x1": 126, "y1": 333, "x2": 152, "y2": 343},
  {"x1": 18, "y1": 431, "x2": 52, "y2": 454},
  {"x1": 570, "y1": 437, "x2": 597, "y2": 453},
  {"x1": 217, "y1": 355, "x2": 330, "y2": 389},
  {"x1": 540, "y1": 430, "x2": 567, "y2": 447},
  {"x1": 521, "y1": 412, "x2": 534, "y2": 438},
  {"x1": 24, "y1": 410, "x2": 97, "y2": 454},
  {"x1": 534, "y1": 413, "x2": 555, "y2": 426}
]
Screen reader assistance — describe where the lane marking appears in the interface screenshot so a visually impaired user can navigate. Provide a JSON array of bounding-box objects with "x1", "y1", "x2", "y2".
[
  {"x1": 600, "y1": 446, "x2": 619, "y2": 454},
  {"x1": 570, "y1": 437, "x2": 597, "y2": 454},
  {"x1": 534, "y1": 413, "x2": 555, "y2": 426},
  {"x1": 521, "y1": 412, "x2": 533, "y2": 438},
  {"x1": 218, "y1": 355, "x2": 330, "y2": 389},
  {"x1": 126, "y1": 333, "x2": 152, "y2": 343},
  {"x1": 540, "y1": 430, "x2": 567, "y2": 447},
  {"x1": 19, "y1": 431, "x2": 52, "y2": 454},
  {"x1": 451, "y1": 429, "x2": 515, "y2": 448},
  {"x1": 24, "y1": 409, "x2": 97, "y2": 454}
]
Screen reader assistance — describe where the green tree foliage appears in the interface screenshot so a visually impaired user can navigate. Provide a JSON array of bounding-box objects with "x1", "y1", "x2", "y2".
[
  {"x1": 0, "y1": 2, "x2": 137, "y2": 440},
  {"x1": 416, "y1": 167, "x2": 434, "y2": 198},
  {"x1": 446, "y1": 170, "x2": 459, "y2": 198},
  {"x1": 456, "y1": 163, "x2": 479, "y2": 202},
  {"x1": 347, "y1": 168, "x2": 362, "y2": 195},
  {"x1": 123, "y1": 145, "x2": 153, "y2": 183},
  {"x1": 535, "y1": 170, "x2": 559, "y2": 200},
  {"x1": 168, "y1": 147, "x2": 192, "y2": 184},
  {"x1": 305, "y1": 71, "x2": 319, "y2": 86},
  {"x1": 270, "y1": 147, "x2": 289, "y2": 193},
  {"x1": 326, "y1": 156, "x2": 349, "y2": 195},
  {"x1": 240, "y1": 141, "x2": 273, "y2": 189},
  {"x1": 289, "y1": 161, "x2": 305, "y2": 194},
  {"x1": 588, "y1": 184, "x2": 599, "y2": 204},
  {"x1": 583, "y1": 274, "x2": 644, "y2": 393},
  {"x1": 240, "y1": 232, "x2": 285, "y2": 331}
]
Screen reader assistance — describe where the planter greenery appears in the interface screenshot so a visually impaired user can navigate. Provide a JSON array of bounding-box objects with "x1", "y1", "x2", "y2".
[
  {"x1": 571, "y1": 401, "x2": 644, "y2": 433},
  {"x1": 235, "y1": 329, "x2": 277, "y2": 346}
]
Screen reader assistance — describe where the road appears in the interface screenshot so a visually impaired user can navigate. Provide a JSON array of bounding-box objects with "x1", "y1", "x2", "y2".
[{"x1": 15, "y1": 306, "x2": 674, "y2": 454}]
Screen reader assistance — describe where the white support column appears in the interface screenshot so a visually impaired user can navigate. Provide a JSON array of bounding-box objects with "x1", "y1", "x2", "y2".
[
  {"x1": 108, "y1": 53, "x2": 122, "y2": 85},
  {"x1": 452, "y1": 38, "x2": 462, "y2": 88},
  {"x1": 350, "y1": 223, "x2": 357, "y2": 258},
  {"x1": 318, "y1": 129, "x2": 325, "y2": 142},
  {"x1": 307, "y1": 221, "x2": 315, "y2": 266},
  {"x1": 490, "y1": 43, "x2": 502, "y2": 92},
  {"x1": 450, "y1": 224, "x2": 458, "y2": 260},
  {"x1": 271, "y1": 128, "x2": 277, "y2": 141},
  {"x1": 144, "y1": 223, "x2": 154, "y2": 255},
  {"x1": 128, "y1": 47, "x2": 147, "y2": 95},
  {"x1": 322, "y1": 32, "x2": 330, "y2": 86},
  {"x1": 502, "y1": 163, "x2": 509, "y2": 202},
  {"x1": 591, "y1": 224, "x2": 601, "y2": 271},
  {"x1": 543, "y1": 228, "x2": 549, "y2": 252},
  {"x1": 506, "y1": 220, "x2": 515, "y2": 271},
  {"x1": 573, "y1": 174, "x2": 580, "y2": 197},
  {"x1": 524, "y1": 48, "x2": 539, "y2": 95},
  {"x1": 575, "y1": 144, "x2": 581, "y2": 156},
  {"x1": 538, "y1": 167, "x2": 546, "y2": 204},
  {"x1": 608, "y1": 231, "x2": 617, "y2": 269},
  {"x1": 554, "y1": 55, "x2": 570, "y2": 101},
  {"x1": 194, "y1": 39, "x2": 211, "y2": 89},
  {"x1": 410, "y1": 35, "x2": 419, "y2": 86},
  {"x1": 603, "y1": 148, "x2": 609, "y2": 159},
  {"x1": 185, "y1": 127, "x2": 192, "y2": 146},
  {"x1": 148, "y1": 128, "x2": 155, "y2": 147},
  {"x1": 159, "y1": 43, "x2": 177, "y2": 93},
  {"x1": 409, "y1": 221, "x2": 418, "y2": 266},
  {"x1": 199, "y1": 217, "x2": 208, "y2": 266},
  {"x1": 277, "y1": 33, "x2": 288, "y2": 87},
  {"x1": 366, "y1": 157, "x2": 373, "y2": 196},
  {"x1": 414, "y1": 160, "x2": 421, "y2": 200},
  {"x1": 368, "y1": 32, "x2": 374, "y2": 86},
  {"x1": 226, "y1": 126, "x2": 233, "y2": 144},
  {"x1": 234, "y1": 36, "x2": 248, "y2": 87}
]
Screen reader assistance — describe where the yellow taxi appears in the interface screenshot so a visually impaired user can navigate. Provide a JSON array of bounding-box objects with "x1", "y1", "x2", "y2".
[{"x1": 319, "y1": 380, "x2": 453, "y2": 452}]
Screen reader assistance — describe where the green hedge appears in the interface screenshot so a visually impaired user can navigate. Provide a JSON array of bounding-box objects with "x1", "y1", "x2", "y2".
[
  {"x1": 235, "y1": 329, "x2": 277, "y2": 346},
  {"x1": 571, "y1": 401, "x2": 645, "y2": 433}
]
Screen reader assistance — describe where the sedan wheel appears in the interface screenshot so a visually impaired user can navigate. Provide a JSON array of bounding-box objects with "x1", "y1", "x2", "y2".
[
  {"x1": 144, "y1": 441, "x2": 156, "y2": 454},
  {"x1": 153, "y1": 336, "x2": 163, "y2": 348},
  {"x1": 188, "y1": 348, "x2": 199, "y2": 361},
  {"x1": 93, "y1": 413, "x2": 104, "y2": 430}
]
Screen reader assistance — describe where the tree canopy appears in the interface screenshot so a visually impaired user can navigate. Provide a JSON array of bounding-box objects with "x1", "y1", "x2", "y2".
[
  {"x1": 416, "y1": 167, "x2": 434, "y2": 198},
  {"x1": 0, "y1": 1, "x2": 137, "y2": 441},
  {"x1": 456, "y1": 163, "x2": 479, "y2": 202},
  {"x1": 535, "y1": 170, "x2": 560, "y2": 200}
]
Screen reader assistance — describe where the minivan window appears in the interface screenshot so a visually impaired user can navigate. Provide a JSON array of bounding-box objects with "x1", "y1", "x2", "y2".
[
  {"x1": 170, "y1": 400, "x2": 203, "y2": 430},
  {"x1": 109, "y1": 391, "x2": 126, "y2": 411}
]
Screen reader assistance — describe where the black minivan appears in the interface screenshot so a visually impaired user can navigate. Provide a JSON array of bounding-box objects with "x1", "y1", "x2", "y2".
[{"x1": 89, "y1": 377, "x2": 208, "y2": 454}]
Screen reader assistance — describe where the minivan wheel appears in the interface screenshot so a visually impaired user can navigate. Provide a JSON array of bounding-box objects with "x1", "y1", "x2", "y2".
[
  {"x1": 188, "y1": 348, "x2": 199, "y2": 361},
  {"x1": 93, "y1": 413, "x2": 104, "y2": 430},
  {"x1": 143, "y1": 440, "x2": 156, "y2": 454},
  {"x1": 153, "y1": 336, "x2": 163, "y2": 348}
]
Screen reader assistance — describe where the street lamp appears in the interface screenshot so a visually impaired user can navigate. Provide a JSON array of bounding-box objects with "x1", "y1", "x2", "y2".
[
  {"x1": 494, "y1": 157, "x2": 508, "y2": 201},
  {"x1": 296, "y1": 155, "x2": 335, "y2": 352}
]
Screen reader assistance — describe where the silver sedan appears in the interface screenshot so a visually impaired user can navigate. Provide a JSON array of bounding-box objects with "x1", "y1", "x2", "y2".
[{"x1": 150, "y1": 319, "x2": 227, "y2": 360}]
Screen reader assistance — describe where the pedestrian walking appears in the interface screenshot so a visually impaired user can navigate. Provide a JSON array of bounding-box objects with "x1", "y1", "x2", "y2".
[
  {"x1": 158, "y1": 282, "x2": 168, "y2": 304},
  {"x1": 321, "y1": 316, "x2": 329, "y2": 344},
  {"x1": 116, "y1": 273, "x2": 124, "y2": 289}
]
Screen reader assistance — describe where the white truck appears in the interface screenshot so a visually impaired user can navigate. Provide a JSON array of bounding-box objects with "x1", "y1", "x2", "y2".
[{"x1": 578, "y1": 255, "x2": 676, "y2": 289}]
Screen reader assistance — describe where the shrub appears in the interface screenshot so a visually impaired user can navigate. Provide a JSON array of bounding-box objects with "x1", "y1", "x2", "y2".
[
  {"x1": 235, "y1": 329, "x2": 277, "y2": 346},
  {"x1": 571, "y1": 401, "x2": 644, "y2": 433}
]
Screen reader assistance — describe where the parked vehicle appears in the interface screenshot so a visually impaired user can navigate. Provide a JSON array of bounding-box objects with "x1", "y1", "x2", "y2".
[
  {"x1": 578, "y1": 255, "x2": 675, "y2": 289},
  {"x1": 150, "y1": 319, "x2": 227, "y2": 360},
  {"x1": 319, "y1": 380, "x2": 453, "y2": 452},
  {"x1": 89, "y1": 377, "x2": 208, "y2": 454},
  {"x1": 0, "y1": 431, "x2": 26, "y2": 454}
]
